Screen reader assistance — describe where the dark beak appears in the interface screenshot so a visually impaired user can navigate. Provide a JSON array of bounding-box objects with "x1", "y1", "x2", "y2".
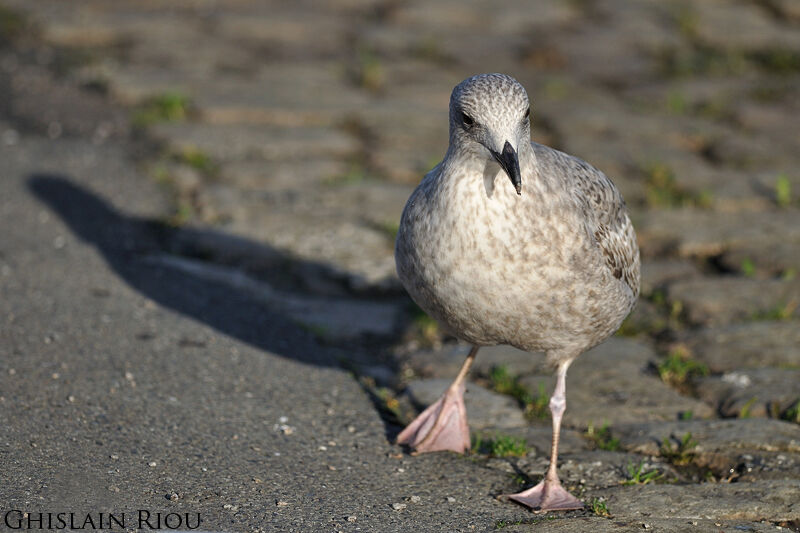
[{"x1": 490, "y1": 141, "x2": 522, "y2": 195}]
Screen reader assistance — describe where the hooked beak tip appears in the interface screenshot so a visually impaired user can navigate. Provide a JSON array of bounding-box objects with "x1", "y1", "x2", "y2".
[{"x1": 492, "y1": 140, "x2": 522, "y2": 196}]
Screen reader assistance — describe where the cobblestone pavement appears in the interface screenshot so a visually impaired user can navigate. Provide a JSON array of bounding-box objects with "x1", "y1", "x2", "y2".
[{"x1": 1, "y1": 1, "x2": 799, "y2": 531}]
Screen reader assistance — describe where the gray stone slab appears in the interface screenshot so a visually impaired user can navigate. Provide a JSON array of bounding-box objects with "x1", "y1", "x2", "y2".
[
  {"x1": 637, "y1": 210, "x2": 800, "y2": 259},
  {"x1": 667, "y1": 277, "x2": 800, "y2": 326},
  {"x1": 596, "y1": 480, "x2": 800, "y2": 521},
  {"x1": 150, "y1": 122, "x2": 359, "y2": 163},
  {"x1": 682, "y1": 321, "x2": 800, "y2": 371},
  {"x1": 401, "y1": 378, "x2": 527, "y2": 430},
  {"x1": 614, "y1": 419, "x2": 800, "y2": 456},
  {"x1": 716, "y1": 239, "x2": 800, "y2": 279},
  {"x1": 694, "y1": 368, "x2": 800, "y2": 418},
  {"x1": 640, "y1": 258, "x2": 702, "y2": 295},
  {"x1": 519, "y1": 338, "x2": 713, "y2": 428},
  {"x1": 406, "y1": 343, "x2": 548, "y2": 380}
]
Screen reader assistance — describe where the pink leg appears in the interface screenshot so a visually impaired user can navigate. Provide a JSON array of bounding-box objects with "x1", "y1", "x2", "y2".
[
  {"x1": 396, "y1": 346, "x2": 479, "y2": 454},
  {"x1": 508, "y1": 360, "x2": 583, "y2": 512}
]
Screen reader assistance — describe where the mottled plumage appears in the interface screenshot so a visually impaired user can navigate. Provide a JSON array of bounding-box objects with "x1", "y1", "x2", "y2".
[
  {"x1": 396, "y1": 75, "x2": 639, "y2": 364},
  {"x1": 394, "y1": 73, "x2": 640, "y2": 511}
]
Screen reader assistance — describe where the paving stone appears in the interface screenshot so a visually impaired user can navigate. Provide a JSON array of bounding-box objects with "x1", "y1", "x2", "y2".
[
  {"x1": 666, "y1": 276, "x2": 800, "y2": 326},
  {"x1": 150, "y1": 122, "x2": 359, "y2": 163},
  {"x1": 519, "y1": 338, "x2": 713, "y2": 428},
  {"x1": 482, "y1": 425, "x2": 588, "y2": 457},
  {"x1": 406, "y1": 343, "x2": 548, "y2": 380},
  {"x1": 681, "y1": 321, "x2": 800, "y2": 371},
  {"x1": 614, "y1": 418, "x2": 800, "y2": 456},
  {"x1": 494, "y1": 448, "x2": 672, "y2": 494},
  {"x1": 597, "y1": 480, "x2": 800, "y2": 522},
  {"x1": 694, "y1": 368, "x2": 800, "y2": 418},
  {"x1": 401, "y1": 378, "x2": 527, "y2": 430},
  {"x1": 637, "y1": 209, "x2": 800, "y2": 259},
  {"x1": 692, "y1": 1, "x2": 800, "y2": 50},
  {"x1": 715, "y1": 236, "x2": 800, "y2": 279},
  {"x1": 640, "y1": 258, "x2": 702, "y2": 295},
  {"x1": 613, "y1": 419, "x2": 800, "y2": 481}
]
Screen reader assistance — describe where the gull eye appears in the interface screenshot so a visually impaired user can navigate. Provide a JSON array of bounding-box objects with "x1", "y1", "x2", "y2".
[
  {"x1": 524, "y1": 107, "x2": 530, "y2": 120},
  {"x1": 461, "y1": 112, "x2": 474, "y2": 127}
]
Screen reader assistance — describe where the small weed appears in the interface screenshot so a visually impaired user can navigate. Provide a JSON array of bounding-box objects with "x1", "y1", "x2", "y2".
[
  {"x1": 132, "y1": 91, "x2": 192, "y2": 126},
  {"x1": 679, "y1": 410, "x2": 694, "y2": 421},
  {"x1": 524, "y1": 383, "x2": 551, "y2": 421},
  {"x1": 615, "y1": 314, "x2": 645, "y2": 337},
  {"x1": 408, "y1": 302, "x2": 440, "y2": 346},
  {"x1": 375, "y1": 386, "x2": 402, "y2": 422},
  {"x1": 324, "y1": 164, "x2": 369, "y2": 186},
  {"x1": 738, "y1": 396, "x2": 758, "y2": 418},
  {"x1": 585, "y1": 422, "x2": 621, "y2": 451},
  {"x1": 775, "y1": 174, "x2": 792, "y2": 207},
  {"x1": 749, "y1": 48, "x2": 800, "y2": 75},
  {"x1": 666, "y1": 90, "x2": 688, "y2": 114},
  {"x1": 358, "y1": 376, "x2": 403, "y2": 425},
  {"x1": 740, "y1": 258, "x2": 756, "y2": 277},
  {"x1": 660, "y1": 432, "x2": 698, "y2": 466},
  {"x1": 783, "y1": 400, "x2": 800, "y2": 424},
  {"x1": 472, "y1": 433, "x2": 528, "y2": 458},
  {"x1": 377, "y1": 220, "x2": 399, "y2": 242},
  {"x1": 174, "y1": 146, "x2": 217, "y2": 175},
  {"x1": 751, "y1": 300, "x2": 797, "y2": 321},
  {"x1": 494, "y1": 519, "x2": 524, "y2": 530},
  {"x1": 589, "y1": 498, "x2": 610, "y2": 517},
  {"x1": 0, "y1": 5, "x2": 28, "y2": 45},
  {"x1": 623, "y1": 460, "x2": 663, "y2": 485},
  {"x1": 782, "y1": 268, "x2": 797, "y2": 282},
  {"x1": 543, "y1": 78, "x2": 569, "y2": 100},
  {"x1": 299, "y1": 322, "x2": 331, "y2": 341},
  {"x1": 657, "y1": 346, "x2": 709, "y2": 387},
  {"x1": 411, "y1": 37, "x2": 452, "y2": 64},
  {"x1": 644, "y1": 163, "x2": 711, "y2": 209},
  {"x1": 353, "y1": 48, "x2": 384, "y2": 92},
  {"x1": 488, "y1": 366, "x2": 549, "y2": 420}
]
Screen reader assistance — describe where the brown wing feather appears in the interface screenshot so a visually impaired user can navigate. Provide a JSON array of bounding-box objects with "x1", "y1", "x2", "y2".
[{"x1": 536, "y1": 144, "x2": 640, "y2": 297}]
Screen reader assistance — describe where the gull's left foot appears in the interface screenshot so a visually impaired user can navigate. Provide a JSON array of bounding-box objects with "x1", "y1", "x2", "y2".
[
  {"x1": 396, "y1": 382, "x2": 470, "y2": 454},
  {"x1": 507, "y1": 478, "x2": 583, "y2": 512}
]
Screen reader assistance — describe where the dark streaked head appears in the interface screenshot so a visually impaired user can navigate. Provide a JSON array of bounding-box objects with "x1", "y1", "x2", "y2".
[{"x1": 448, "y1": 73, "x2": 530, "y2": 195}]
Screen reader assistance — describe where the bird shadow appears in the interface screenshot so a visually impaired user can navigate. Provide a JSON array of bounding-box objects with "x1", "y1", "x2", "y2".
[{"x1": 26, "y1": 174, "x2": 398, "y2": 373}]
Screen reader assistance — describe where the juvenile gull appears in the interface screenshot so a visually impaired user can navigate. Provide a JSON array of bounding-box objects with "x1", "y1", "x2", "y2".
[{"x1": 395, "y1": 73, "x2": 640, "y2": 511}]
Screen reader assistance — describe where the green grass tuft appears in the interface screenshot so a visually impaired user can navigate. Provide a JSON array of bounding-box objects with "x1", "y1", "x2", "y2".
[
  {"x1": 775, "y1": 174, "x2": 793, "y2": 207},
  {"x1": 472, "y1": 433, "x2": 528, "y2": 458},
  {"x1": 751, "y1": 300, "x2": 797, "y2": 321},
  {"x1": 133, "y1": 91, "x2": 192, "y2": 127},
  {"x1": 644, "y1": 162, "x2": 711, "y2": 209},
  {"x1": 738, "y1": 396, "x2": 758, "y2": 418},
  {"x1": 488, "y1": 366, "x2": 550, "y2": 420},
  {"x1": 589, "y1": 498, "x2": 610, "y2": 517},
  {"x1": 659, "y1": 432, "x2": 698, "y2": 466},
  {"x1": 585, "y1": 422, "x2": 621, "y2": 451},
  {"x1": 783, "y1": 400, "x2": 800, "y2": 424},
  {"x1": 623, "y1": 460, "x2": 663, "y2": 485},
  {"x1": 657, "y1": 346, "x2": 709, "y2": 387},
  {"x1": 740, "y1": 258, "x2": 756, "y2": 277}
]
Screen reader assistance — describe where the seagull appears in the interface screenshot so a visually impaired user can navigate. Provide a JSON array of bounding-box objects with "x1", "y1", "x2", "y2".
[{"x1": 394, "y1": 73, "x2": 640, "y2": 511}]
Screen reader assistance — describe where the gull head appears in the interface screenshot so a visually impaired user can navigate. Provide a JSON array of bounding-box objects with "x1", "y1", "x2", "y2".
[{"x1": 448, "y1": 73, "x2": 530, "y2": 195}]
